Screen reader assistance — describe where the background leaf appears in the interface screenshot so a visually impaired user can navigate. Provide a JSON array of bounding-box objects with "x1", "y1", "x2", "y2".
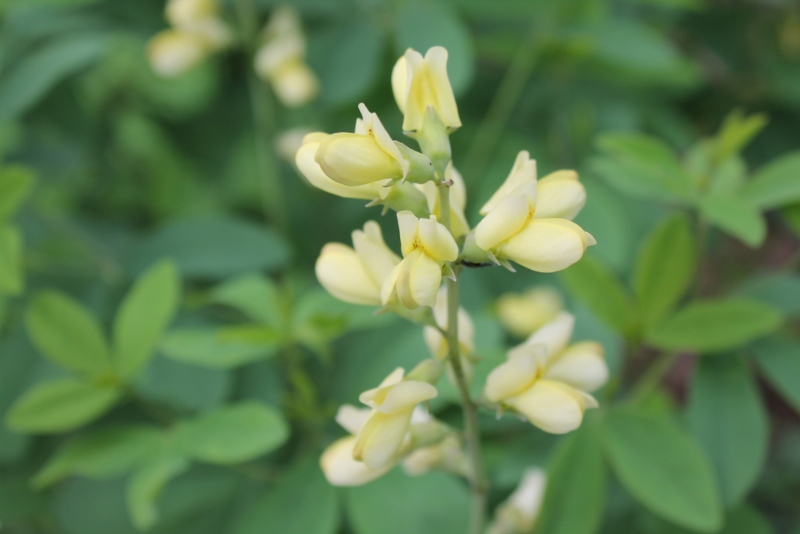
[
  {"x1": 126, "y1": 452, "x2": 190, "y2": 530},
  {"x1": 700, "y1": 195, "x2": 767, "y2": 248},
  {"x1": 0, "y1": 165, "x2": 35, "y2": 219},
  {"x1": 742, "y1": 151, "x2": 800, "y2": 210},
  {"x1": 0, "y1": 225, "x2": 23, "y2": 295},
  {"x1": 750, "y1": 337, "x2": 800, "y2": 414},
  {"x1": 207, "y1": 273, "x2": 282, "y2": 326},
  {"x1": 646, "y1": 299, "x2": 783, "y2": 353},
  {"x1": 160, "y1": 327, "x2": 281, "y2": 368},
  {"x1": 603, "y1": 406, "x2": 723, "y2": 532},
  {"x1": 687, "y1": 355, "x2": 768, "y2": 506}
]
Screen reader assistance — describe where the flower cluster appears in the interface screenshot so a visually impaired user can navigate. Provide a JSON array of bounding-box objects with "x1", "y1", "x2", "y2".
[
  {"x1": 147, "y1": 0, "x2": 232, "y2": 78},
  {"x1": 301, "y1": 45, "x2": 604, "y2": 487}
]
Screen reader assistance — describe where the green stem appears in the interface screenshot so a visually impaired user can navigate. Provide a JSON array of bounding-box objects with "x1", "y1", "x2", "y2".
[
  {"x1": 439, "y1": 183, "x2": 487, "y2": 534},
  {"x1": 234, "y1": 0, "x2": 289, "y2": 234},
  {"x1": 462, "y1": 25, "x2": 541, "y2": 180},
  {"x1": 630, "y1": 352, "x2": 679, "y2": 404}
]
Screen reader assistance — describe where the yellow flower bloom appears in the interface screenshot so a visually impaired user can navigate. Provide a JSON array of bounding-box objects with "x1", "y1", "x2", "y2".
[
  {"x1": 253, "y1": 6, "x2": 318, "y2": 107},
  {"x1": 315, "y1": 221, "x2": 401, "y2": 306},
  {"x1": 147, "y1": 30, "x2": 210, "y2": 78},
  {"x1": 496, "y1": 286, "x2": 564, "y2": 338},
  {"x1": 487, "y1": 468, "x2": 547, "y2": 534},
  {"x1": 381, "y1": 211, "x2": 459, "y2": 309},
  {"x1": 415, "y1": 163, "x2": 470, "y2": 239},
  {"x1": 475, "y1": 151, "x2": 594, "y2": 272},
  {"x1": 484, "y1": 313, "x2": 607, "y2": 434},
  {"x1": 353, "y1": 368, "x2": 438, "y2": 470},
  {"x1": 165, "y1": 0, "x2": 218, "y2": 27},
  {"x1": 392, "y1": 46, "x2": 461, "y2": 132},
  {"x1": 320, "y1": 405, "x2": 392, "y2": 486}
]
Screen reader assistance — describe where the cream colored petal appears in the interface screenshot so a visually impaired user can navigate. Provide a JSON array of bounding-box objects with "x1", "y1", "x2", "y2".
[
  {"x1": 408, "y1": 251, "x2": 443, "y2": 308},
  {"x1": 397, "y1": 211, "x2": 420, "y2": 256},
  {"x1": 321, "y1": 436, "x2": 392, "y2": 486},
  {"x1": 296, "y1": 142, "x2": 378, "y2": 200},
  {"x1": 358, "y1": 103, "x2": 408, "y2": 177},
  {"x1": 379, "y1": 367, "x2": 407, "y2": 388},
  {"x1": 418, "y1": 216, "x2": 458, "y2": 262},
  {"x1": 508, "y1": 468, "x2": 547, "y2": 522},
  {"x1": 484, "y1": 352, "x2": 540, "y2": 402},
  {"x1": 316, "y1": 133, "x2": 403, "y2": 186},
  {"x1": 335, "y1": 404, "x2": 373, "y2": 435},
  {"x1": 402, "y1": 445, "x2": 444, "y2": 476},
  {"x1": 315, "y1": 243, "x2": 381, "y2": 305},
  {"x1": 380, "y1": 260, "x2": 403, "y2": 306},
  {"x1": 544, "y1": 341, "x2": 608, "y2": 392},
  {"x1": 475, "y1": 194, "x2": 530, "y2": 251},
  {"x1": 147, "y1": 30, "x2": 207, "y2": 78},
  {"x1": 506, "y1": 380, "x2": 596, "y2": 434},
  {"x1": 446, "y1": 163, "x2": 467, "y2": 211},
  {"x1": 391, "y1": 55, "x2": 409, "y2": 113},
  {"x1": 166, "y1": 0, "x2": 218, "y2": 26},
  {"x1": 479, "y1": 151, "x2": 537, "y2": 215},
  {"x1": 497, "y1": 218, "x2": 590, "y2": 273},
  {"x1": 422, "y1": 46, "x2": 461, "y2": 130},
  {"x1": 375, "y1": 381, "x2": 438, "y2": 414},
  {"x1": 353, "y1": 410, "x2": 414, "y2": 470},
  {"x1": 423, "y1": 325, "x2": 448, "y2": 359},
  {"x1": 269, "y1": 60, "x2": 318, "y2": 107},
  {"x1": 359, "y1": 367, "x2": 406, "y2": 409},
  {"x1": 512, "y1": 312, "x2": 575, "y2": 364},
  {"x1": 496, "y1": 286, "x2": 564, "y2": 338},
  {"x1": 535, "y1": 170, "x2": 586, "y2": 220},
  {"x1": 353, "y1": 222, "x2": 401, "y2": 287}
]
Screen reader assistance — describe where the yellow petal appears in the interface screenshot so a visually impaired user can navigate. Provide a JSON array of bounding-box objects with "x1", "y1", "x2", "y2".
[
  {"x1": 391, "y1": 54, "x2": 409, "y2": 113},
  {"x1": 380, "y1": 260, "x2": 403, "y2": 306},
  {"x1": 509, "y1": 312, "x2": 575, "y2": 364},
  {"x1": 147, "y1": 30, "x2": 207, "y2": 78},
  {"x1": 496, "y1": 287, "x2": 564, "y2": 338},
  {"x1": 296, "y1": 140, "x2": 378, "y2": 200},
  {"x1": 321, "y1": 436, "x2": 392, "y2": 486},
  {"x1": 418, "y1": 216, "x2": 458, "y2": 262},
  {"x1": 397, "y1": 211, "x2": 420, "y2": 256},
  {"x1": 335, "y1": 404, "x2": 372, "y2": 435},
  {"x1": 268, "y1": 60, "x2": 318, "y2": 107},
  {"x1": 316, "y1": 133, "x2": 403, "y2": 186},
  {"x1": 484, "y1": 352, "x2": 540, "y2": 402},
  {"x1": 408, "y1": 251, "x2": 444, "y2": 308},
  {"x1": 475, "y1": 193, "x2": 530, "y2": 251},
  {"x1": 352, "y1": 221, "x2": 401, "y2": 287},
  {"x1": 498, "y1": 218, "x2": 591, "y2": 273},
  {"x1": 166, "y1": 0, "x2": 218, "y2": 26},
  {"x1": 315, "y1": 243, "x2": 381, "y2": 305},
  {"x1": 506, "y1": 380, "x2": 597, "y2": 434},
  {"x1": 480, "y1": 151, "x2": 536, "y2": 215},
  {"x1": 544, "y1": 341, "x2": 608, "y2": 393},
  {"x1": 353, "y1": 410, "x2": 414, "y2": 470},
  {"x1": 401, "y1": 47, "x2": 461, "y2": 131},
  {"x1": 535, "y1": 170, "x2": 586, "y2": 220},
  {"x1": 358, "y1": 103, "x2": 409, "y2": 177},
  {"x1": 373, "y1": 381, "x2": 438, "y2": 414}
]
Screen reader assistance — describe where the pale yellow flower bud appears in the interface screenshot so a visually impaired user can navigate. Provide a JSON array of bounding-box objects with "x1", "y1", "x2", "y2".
[
  {"x1": 496, "y1": 286, "x2": 564, "y2": 338},
  {"x1": 315, "y1": 221, "x2": 401, "y2": 305},
  {"x1": 147, "y1": 30, "x2": 209, "y2": 78},
  {"x1": 423, "y1": 286, "x2": 474, "y2": 359},
  {"x1": 166, "y1": 0, "x2": 217, "y2": 27},
  {"x1": 381, "y1": 211, "x2": 459, "y2": 309},
  {"x1": 391, "y1": 47, "x2": 461, "y2": 132},
  {"x1": 253, "y1": 6, "x2": 318, "y2": 107},
  {"x1": 488, "y1": 468, "x2": 547, "y2": 534},
  {"x1": 484, "y1": 313, "x2": 606, "y2": 434},
  {"x1": 475, "y1": 151, "x2": 594, "y2": 273},
  {"x1": 353, "y1": 368, "x2": 438, "y2": 470}
]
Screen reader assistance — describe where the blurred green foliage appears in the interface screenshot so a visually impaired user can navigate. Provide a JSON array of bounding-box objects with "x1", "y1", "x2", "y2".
[{"x1": 0, "y1": 0, "x2": 799, "y2": 533}]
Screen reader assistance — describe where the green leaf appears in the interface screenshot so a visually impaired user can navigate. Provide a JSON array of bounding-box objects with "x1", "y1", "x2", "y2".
[
  {"x1": 26, "y1": 290, "x2": 111, "y2": 376},
  {"x1": 33, "y1": 425, "x2": 163, "y2": 488},
  {"x1": 0, "y1": 225, "x2": 23, "y2": 295},
  {"x1": 743, "y1": 151, "x2": 800, "y2": 209},
  {"x1": 126, "y1": 216, "x2": 290, "y2": 279},
  {"x1": 160, "y1": 326, "x2": 281, "y2": 368},
  {"x1": 646, "y1": 299, "x2": 783, "y2": 353},
  {"x1": 718, "y1": 505, "x2": 774, "y2": 534},
  {"x1": 736, "y1": 274, "x2": 800, "y2": 315},
  {"x1": 394, "y1": 2, "x2": 474, "y2": 94},
  {"x1": 603, "y1": 406, "x2": 722, "y2": 532},
  {"x1": 700, "y1": 195, "x2": 766, "y2": 247},
  {"x1": 687, "y1": 355, "x2": 768, "y2": 506},
  {"x1": 633, "y1": 213, "x2": 696, "y2": 327},
  {"x1": 347, "y1": 470, "x2": 470, "y2": 534},
  {"x1": 593, "y1": 133, "x2": 696, "y2": 203},
  {"x1": 0, "y1": 166, "x2": 34, "y2": 219},
  {"x1": 310, "y1": 20, "x2": 383, "y2": 105},
  {"x1": 711, "y1": 111, "x2": 767, "y2": 163},
  {"x1": 560, "y1": 253, "x2": 635, "y2": 335},
  {"x1": 236, "y1": 458, "x2": 339, "y2": 534},
  {"x1": 207, "y1": 273, "x2": 282, "y2": 326},
  {"x1": 750, "y1": 337, "x2": 800, "y2": 414},
  {"x1": 0, "y1": 33, "x2": 110, "y2": 121},
  {"x1": 113, "y1": 260, "x2": 180, "y2": 377},
  {"x1": 174, "y1": 402, "x2": 289, "y2": 464},
  {"x1": 537, "y1": 420, "x2": 606, "y2": 534},
  {"x1": 5, "y1": 379, "x2": 121, "y2": 433},
  {"x1": 126, "y1": 451, "x2": 189, "y2": 530}
]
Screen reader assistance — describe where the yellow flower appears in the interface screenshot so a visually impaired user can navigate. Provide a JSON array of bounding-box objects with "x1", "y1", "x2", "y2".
[
  {"x1": 484, "y1": 313, "x2": 607, "y2": 434},
  {"x1": 487, "y1": 468, "x2": 547, "y2": 534},
  {"x1": 415, "y1": 163, "x2": 470, "y2": 239},
  {"x1": 391, "y1": 46, "x2": 461, "y2": 132},
  {"x1": 147, "y1": 30, "x2": 210, "y2": 78},
  {"x1": 496, "y1": 286, "x2": 564, "y2": 338},
  {"x1": 320, "y1": 405, "x2": 393, "y2": 486},
  {"x1": 353, "y1": 368, "x2": 438, "y2": 470},
  {"x1": 253, "y1": 6, "x2": 318, "y2": 107},
  {"x1": 315, "y1": 221, "x2": 401, "y2": 305},
  {"x1": 475, "y1": 151, "x2": 594, "y2": 273},
  {"x1": 164, "y1": 0, "x2": 230, "y2": 49},
  {"x1": 381, "y1": 211, "x2": 459, "y2": 309}
]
